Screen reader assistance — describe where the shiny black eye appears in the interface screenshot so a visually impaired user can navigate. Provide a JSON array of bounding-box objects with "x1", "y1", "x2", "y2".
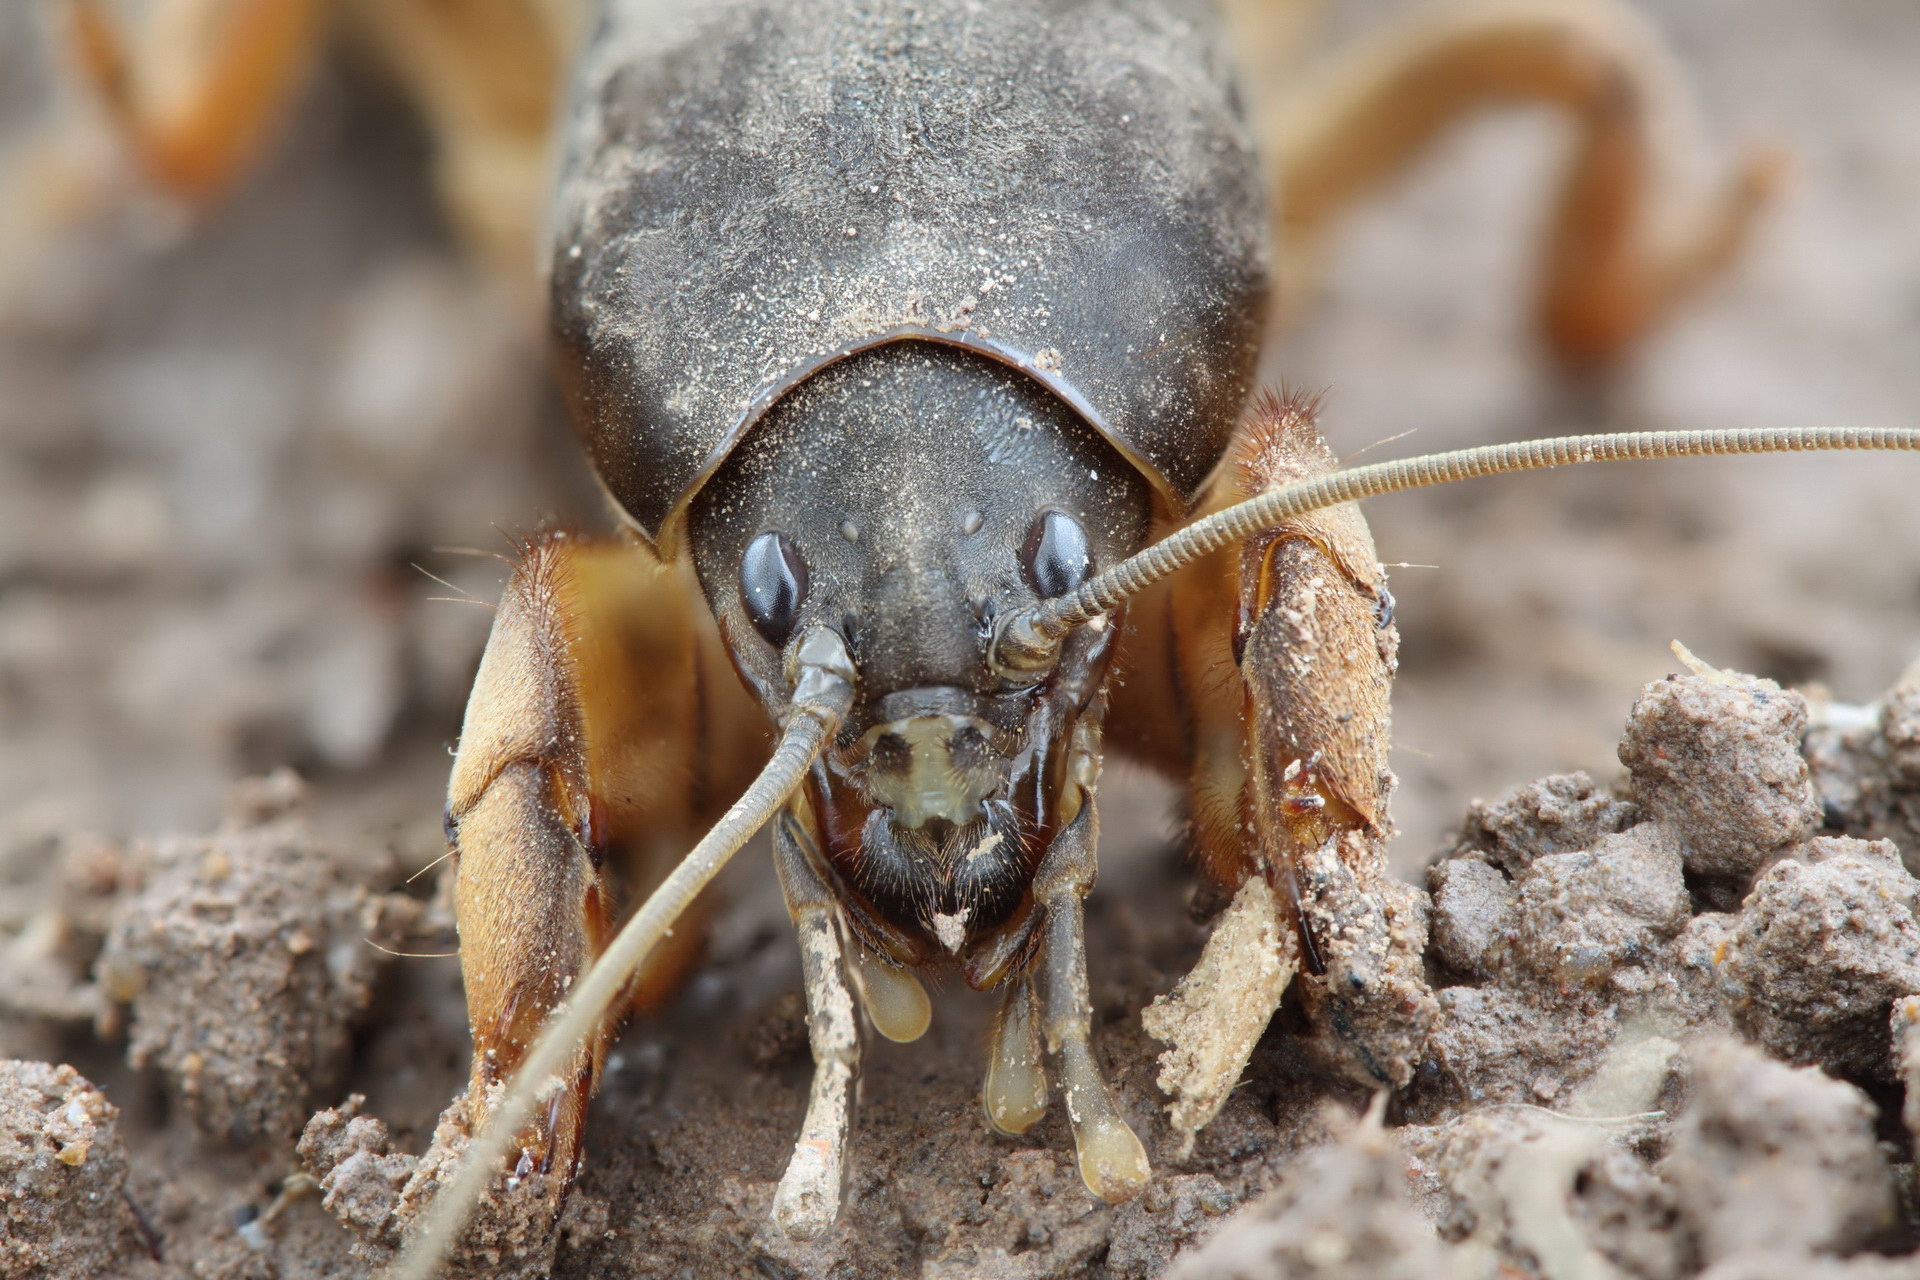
[
  {"x1": 1021, "y1": 510, "x2": 1091, "y2": 599},
  {"x1": 741, "y1": 531, "x2": 808, "y2": 647}
]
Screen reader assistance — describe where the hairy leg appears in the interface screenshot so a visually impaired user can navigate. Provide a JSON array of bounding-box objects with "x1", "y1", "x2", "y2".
[
  {"x1": 1118, "y1": 392, "x2": 1435, "y2": 1148},
  {"x1": 446, "y1": 530, "x2": 760, "y2": 1181}
]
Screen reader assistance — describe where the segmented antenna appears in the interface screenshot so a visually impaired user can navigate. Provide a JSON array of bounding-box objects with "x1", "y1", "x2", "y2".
[
  {"x1": 393, "y1": 628, "x2": 857, "y2": 1280},
  {"x1": 992, "y1": 426, "x2": 1920, "y2": 674}
]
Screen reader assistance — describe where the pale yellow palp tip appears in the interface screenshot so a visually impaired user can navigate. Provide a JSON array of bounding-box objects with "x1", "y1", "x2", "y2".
[
  {"x1": 1075, "y1": 1114, "x2": 1150, "y2": 1203},
  {"x1": 1058, "y1": 1038, "x2": 1150, "y2": 1202},
  {"x1": 984, "y1": 1036, "x2": 1048, "y2": 1136},
  {"x1": 849, "y1": 946, "x2": 931, "y2": 1043}
]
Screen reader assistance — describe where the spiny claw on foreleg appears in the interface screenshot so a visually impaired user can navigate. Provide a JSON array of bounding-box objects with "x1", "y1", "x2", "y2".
[
  {"x1": 1223, "y1": 408, "x2": 1435, "y2": 1089},
  {"x1": 462, "y1": 963, "x2": 603, "y2": 1195},
  {"x1": 1153, "y1": 393, "x2": 1404, "y2": 1153},
  {"x1": 481, "y1": 1061, "x2": 592, "y2": 1188},
  {"x1": 452, "y1": 754, "x2": 611, "y2": 1196},
  {"x1": 1217, "y1": 402, "x2": 1400, "y2": 1010},
  {"x1": 440, "y1": 530, "x2": 723, "y2": 1249}
]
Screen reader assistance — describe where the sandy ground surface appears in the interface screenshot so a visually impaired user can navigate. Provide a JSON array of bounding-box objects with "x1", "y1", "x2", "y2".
[{"x1": 2, "y1": 0, "x2": 1919, "y2": 1276}]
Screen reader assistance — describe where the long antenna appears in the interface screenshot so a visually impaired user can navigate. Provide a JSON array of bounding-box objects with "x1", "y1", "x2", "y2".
[
  {"x1": 992, "y1": 426, "x2": 1920, "y2": 674},
  {"x1": 393, "y1": 628, "x2": 857, "y2": 1280}
]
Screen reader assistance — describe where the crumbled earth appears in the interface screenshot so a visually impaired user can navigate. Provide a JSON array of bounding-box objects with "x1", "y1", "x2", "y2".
[
  {"x1": 1618, "y1": 661, "x2": 1821, "y2": 886},
  {"x1": 1417, "y1": 669, "x2": 1920, "y2": 1117},
  {"x1": 1661, "y1": 1037, "x2": 1897, "y2": 1265},
  {"x1": 6, "y1": 0, "x2": 1920, "y2": 1276},
  {"x1": 1807, "y1": 662, "x2": 1920, "y2": 878},
  {"x1": 1716, "y1": 836, "x2": 1920, "y2": 1080},
  {"x1": 94, "y1": 773, "x2": 420, "y2": 1147},
  {"x1": 0, "y1": 1060, "x2": 145, "y2": 1278},
  {"x1": 1163, "y1": 1109, "x2": 1447, "y2": 1280},
  {"x1": 298, "y1": 1093, "x2": 567, "y2": 1280},
  {"x1": 5, "y1": 666, "x2": 1901, "y2": 1278}
]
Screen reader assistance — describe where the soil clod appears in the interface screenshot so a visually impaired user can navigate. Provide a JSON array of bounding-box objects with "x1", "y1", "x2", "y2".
[
  {"x1": 0, "y1": 1060, "x2": 142, "y2": 1278},
  {"x1": 95, "y1": 774, "x2": 419, "y2": 1146}
]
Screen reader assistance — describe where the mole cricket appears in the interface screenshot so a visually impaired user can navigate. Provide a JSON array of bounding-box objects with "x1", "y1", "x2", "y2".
[{"x1": 63, "y1": 0, "x2": 1919, "y2": 1265}]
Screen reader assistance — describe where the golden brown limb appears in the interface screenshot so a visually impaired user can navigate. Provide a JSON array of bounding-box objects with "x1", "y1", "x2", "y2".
[
  {"x1": 1264, "y1": 0, "x2": 1784, "y2": 367},
  {"x1": 400, "y1": 627, "x2": 853, "y2": 1280},
  {"x1": 445, "y1": 530, "x2": 758, "y2": 1181},
  {"x1": 1143, "y1": 391, "x2": 1396, "y2": 896},
  {"x1": 346, "y1": 0, "x2": 578, "y2": 281},
  {"x1": 62, "y1": 0, "x2": 573, "y2": 281},
  {"x1": 63, "y1": 0, "x2": 330, "y2": 205}
]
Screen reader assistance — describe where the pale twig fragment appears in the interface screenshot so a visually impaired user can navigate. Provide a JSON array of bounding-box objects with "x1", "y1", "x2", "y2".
[
  {"x1": 771, "y1": 907, "x2": 858, "y2": 1240},
  {"x1": 1143, "y1": 876, "x2": 1298, "y2": 1158}
]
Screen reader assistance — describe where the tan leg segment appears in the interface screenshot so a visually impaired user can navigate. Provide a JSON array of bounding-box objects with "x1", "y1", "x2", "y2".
[
  {"x1": 1265, "y1": 0, "x2": 1783, "y2": 367},
  {"x1": 1131, "y1": 395, "x2": 1441, "y2": 1143},
  {"x1": 64, "y1": 0, "x2": 571, "y2": 281},
  {"x1": 769, "y1": 815, "x2": 859, "y2": 1240},
  {"x1": 64, "y1": 0, "x2": 330, "y2": 204},
  {"x1": 446, "y1": 531, "x2": 741, "y2": 1182}
]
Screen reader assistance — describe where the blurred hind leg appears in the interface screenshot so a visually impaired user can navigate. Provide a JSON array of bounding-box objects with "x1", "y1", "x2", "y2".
[
  {"x1": 64, "y1": 0, "x2": 331, "y2": 205},
  {"x1": 1263, "y1": 0, "x2": 1784, "y2": 367},
  {"x1": 63, "y1": 0, "x2": 569, "y2": 283}
]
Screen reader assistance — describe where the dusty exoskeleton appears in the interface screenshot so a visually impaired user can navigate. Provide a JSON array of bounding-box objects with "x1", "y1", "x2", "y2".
[
  {"x1": 425, "y1": 0, "x2": 1852, "y2": 1252},
  {"x1": 61, "y1": 0, "x2": 1916, "y2": 1264}
]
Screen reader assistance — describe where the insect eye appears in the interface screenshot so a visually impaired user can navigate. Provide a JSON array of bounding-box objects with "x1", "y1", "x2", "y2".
[
  {"x1": 1021, "y1": 509, "x2": 1091, "y2": 599},
  {"x1": 741, "y1": 531, "x2": 808, "y2": 647}
]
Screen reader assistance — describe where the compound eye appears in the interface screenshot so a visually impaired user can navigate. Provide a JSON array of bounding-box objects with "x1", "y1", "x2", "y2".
[
  {"x1": 1021, "y1": 509, "x2": 1091, "y2": 599},
  {"x1": 741, "y1": 531, "x2": 808, "y2": 647}
]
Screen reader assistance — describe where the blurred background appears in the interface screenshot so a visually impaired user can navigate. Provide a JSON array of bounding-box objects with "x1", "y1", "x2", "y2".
[{"x1": 0, "y1": 0, "x2": 1916, "y2": 894}]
